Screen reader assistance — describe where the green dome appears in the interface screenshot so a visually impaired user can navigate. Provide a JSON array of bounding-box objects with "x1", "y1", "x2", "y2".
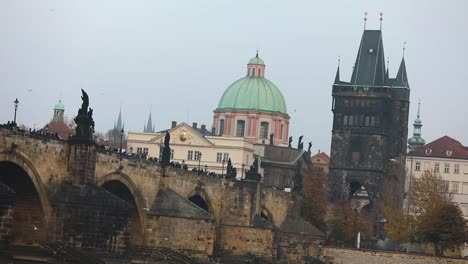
[
  {"x1": 408, "y1": 136, "x2": 425, "y2": 149},
  {"x1": 248, "y1": 56, "x2": 264, "y2": 65},
  {"x1": 54, "y1": 100, "x2": 65, "y2": 111},
  {"x1": 217, "y1": 77, "x2": 287, "y2": 115}
]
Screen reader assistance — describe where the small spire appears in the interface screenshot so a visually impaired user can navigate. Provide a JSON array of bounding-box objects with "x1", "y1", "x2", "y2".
[
  {"x1": 379, "y1": 12, "x2": 383, "y2": 30},
  {"x1": 402, "y1": 41, "x2": 406, "y2": 58},
  {"x1": 363, "y1": 11, "x2": 368, "y2": 30},
  {"x1": 256, "y1": 49, "x2": 259, "y2": 58},
  {"x1": 417, "y1": 98, "x2": 421, "y2": 118},
  {"x1": 334, "y1": 56, "x2": 341, "y2": 83}
]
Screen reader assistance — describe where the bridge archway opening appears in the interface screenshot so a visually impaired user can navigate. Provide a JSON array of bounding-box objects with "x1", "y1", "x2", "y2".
[
  {"x1": 189, "y1": 194, "x2": 209, "y2": 212},
  {"x1": 0, "y1": 161, "x2": 46, "y2": 247},
  {"x1": 101, "y1": 180, "x2": 143, "y2": 246},
  {"x1": 349, "y1": 181, "x2": 371, "y2": 212}
]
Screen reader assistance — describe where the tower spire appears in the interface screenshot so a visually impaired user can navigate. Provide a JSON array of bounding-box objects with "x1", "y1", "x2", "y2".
[
  {"x1": 334, "y1": 56, "x2": 341, "y2": 83},
  {"x1": 408, "y1": 98, "x2": 425, "y2": 149},
  {"x1": 363, "y1": 11, "x2": 368, "y2": 30},
  {"x1": 379, "y1": 12, "x2": 383, "y2": 30}
]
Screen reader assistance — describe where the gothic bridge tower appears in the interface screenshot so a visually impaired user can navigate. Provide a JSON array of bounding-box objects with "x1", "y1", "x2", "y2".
[{"x1": 329, "y1": 25, "x2": 410, "y2": 210}]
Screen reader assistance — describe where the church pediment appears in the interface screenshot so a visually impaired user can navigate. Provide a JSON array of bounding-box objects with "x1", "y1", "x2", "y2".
[{"x1": 149, "y1": 123, "x2": 213, "y2": 147}]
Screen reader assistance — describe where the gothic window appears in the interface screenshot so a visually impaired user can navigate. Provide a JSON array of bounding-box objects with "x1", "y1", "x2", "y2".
[
  {"x1": 365, "y1": 116, "x2": 370, "y2": 126},
  {"x1": 259, "y1": 122, "x2": 269, "y2": 139},
  {"x1": 187, "y1": 150, "x2": 194, "y2": 160},
  {"x1": 219, "y1": 119, "x2": 225, "y2": 136},
  {"x1": 370, "y1": 116, "x2": 376, "y2": 127},
  {"x1": 236, "y1": 120, "x2": 245, "y2": 137}
]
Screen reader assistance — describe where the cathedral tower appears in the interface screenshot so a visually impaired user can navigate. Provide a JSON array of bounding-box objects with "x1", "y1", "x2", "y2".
[{"x1": 329, "y1": 26, "x2": 410, "y2": 210}]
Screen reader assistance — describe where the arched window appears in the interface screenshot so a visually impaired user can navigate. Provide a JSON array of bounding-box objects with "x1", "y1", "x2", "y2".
[
  {"x1": 259, "y1": 122, "x2": 269, "y2": 139},
  {"x1": 219, "y1": 119, "x2": 225, "y2": 136},
  {"x1": 236, "y1": 120, "x2": 245, "y2": 137},
  {"x1": 252, "y1": 68, "x2": 256, "y2": 76}
]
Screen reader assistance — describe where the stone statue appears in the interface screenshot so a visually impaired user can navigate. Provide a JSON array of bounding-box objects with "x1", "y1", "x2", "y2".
[
  {"x1": 162, "y1": 131, "x2": 171, "y2": 167},
  {"x1": 308, "y1": 142, "x2": 312, "y2": 154},
  {"x1": 70, "y1": 89, "x2": 94, "y2": 143},
  {"x1": 297, "y1": 135, "x2": 303, "y2": 150},
  {"x1": 288, "y1": 136, "x2": 293, "y2": 148},
  {"x1": 269, "y1": 133, "x2": 274, "y2": 145}
]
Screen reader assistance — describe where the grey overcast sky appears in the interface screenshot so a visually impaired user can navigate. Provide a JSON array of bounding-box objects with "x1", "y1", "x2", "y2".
[{"x1": 1, "y1": 0, "x2": 467, "y2": 153}]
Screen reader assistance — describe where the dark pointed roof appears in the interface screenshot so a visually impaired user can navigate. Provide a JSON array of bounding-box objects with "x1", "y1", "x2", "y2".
[
  {"x1": 394, "y1": 57, "x2": 409, "y2": 87},
  {"x1": 351, "y1": 30, "x2": 386, "y2": 86},
  {"x1": 334, "y1": 65, "x2": 340, "y2": 84}
]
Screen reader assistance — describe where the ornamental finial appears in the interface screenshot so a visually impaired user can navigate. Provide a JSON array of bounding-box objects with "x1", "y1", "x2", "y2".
[
  {"x1": 363, "y1": 11, "x2": 368, "y2": 30},
  {"x1": 380, "y1": 12, "x2": 383, "y2": 30}
]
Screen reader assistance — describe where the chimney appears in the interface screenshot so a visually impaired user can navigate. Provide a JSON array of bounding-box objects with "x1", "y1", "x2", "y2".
[
  {"x1": 201, "y1": 124, "x2": 206, "y2": 136},
  {"x1": 171, "y1": 121, "x2": 177, "y2": 129},
  {"x1": 192, "y1": 122, "x2": 198, "y2": 129}
]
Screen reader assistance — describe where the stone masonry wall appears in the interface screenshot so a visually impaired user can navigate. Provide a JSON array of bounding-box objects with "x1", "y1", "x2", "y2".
[
  {"x1": 322, "y1": 247, "x2": 468, "y2": 264},
  {"x1": 0, "y1": 182, "x2": 15, "y2": 250},
  {"x1": 277, "y1": 232, "x2": 320, "y2": 263},
  {"x1": 145, "y1": 216, "x2": 215, "y2": 258},
  {"x1": 219, "y1": 226, "x2": 276, "y2": 260}
]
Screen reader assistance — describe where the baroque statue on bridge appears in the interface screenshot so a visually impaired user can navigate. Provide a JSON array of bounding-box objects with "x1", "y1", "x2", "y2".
[{"x1": 70, "y1": 89, "x2": 95, "y2": 143}]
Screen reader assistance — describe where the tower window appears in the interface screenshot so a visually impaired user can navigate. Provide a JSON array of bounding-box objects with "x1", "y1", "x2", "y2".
[
  {"x1": 219, "y1": 119, "x2": 225, "y2": 136},
  {"x1": 343, "y1": 115, "x2": 349, "y2": 126},
  {"x1": 280, "y1": 124, "x2": 284, "y2": 139},
  {"x1": 252, "y1": 68, "x2": 256, "y2": 76},
  {"x1": 349, "y1": 140, "x2": 363, "y2": 163},
  {"x1": 259, "y1": 122, "x2": 269, "y2": 139},
  {"x1": 236, "y1": 120, "x2": 245, "y2": 137}
]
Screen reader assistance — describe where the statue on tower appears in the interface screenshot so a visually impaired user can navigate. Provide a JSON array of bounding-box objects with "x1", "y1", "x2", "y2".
[
  {"x1": 297, "y1": 135, "x2": 304, "y2": 150},
  {"x1": 70, "y1": 89, "x2": 95, "y2": 143}
]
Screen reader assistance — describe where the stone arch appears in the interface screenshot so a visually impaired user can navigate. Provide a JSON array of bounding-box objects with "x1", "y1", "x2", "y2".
[
  {"x1": 260, "y1": 206, "x2": 275, "y2": 227},
  {"x1": 96, "y1": 171, "x2": 146, "y2": 245},
  {"x1": 0, "y1": 149, "x2": 52, "y2": 223},
  {"x1": 347, "y1": 178, "x2": 372, "y2": 212},
  {"x1": 188, "y1": 187, "x2": 214, "y2": 215}
]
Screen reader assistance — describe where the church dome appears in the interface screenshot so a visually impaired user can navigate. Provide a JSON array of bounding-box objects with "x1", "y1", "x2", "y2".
[
  {"x1": 408, "y1": 136, "x2": 425, "y2": 149},
  {"x1": 54, "y1": 100, "x2": 65, "y2": 111},
  {"x1": 216, "y1": 54, "x2": 287, "y2": 115}
]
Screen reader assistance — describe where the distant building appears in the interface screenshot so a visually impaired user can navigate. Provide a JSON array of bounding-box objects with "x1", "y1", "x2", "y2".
[
  {"x1": 127, "y1": 121, "x2": 257, "y2": 176},
  {"x1": 114, "y1": 108, "x2": 124, "y2": 132},
  {"x1": 43, "y1": 100, "x2": 71, "y2": 140},
  {"x1": 143, "y1": 111, "x2": 155, "y2": 133},
  {"x1": 407, "y1": 136, "x2": 468, "y2": 218},
  {"x1": 212, "y1": 52, "x2": 290, "y2": 145},
  {"x1": 310, "y1": 151, "x2": 330, "y2": 175}
]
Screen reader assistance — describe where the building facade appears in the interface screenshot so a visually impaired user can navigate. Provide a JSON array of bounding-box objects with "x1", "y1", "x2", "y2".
[
  {"x1": 212, "y1": 53, "x2": 290, "y2": 145},
  {"x1": 329, "y1": 26, "x2": 410, "y2": 210},
  {"x1": 128, "y1": 122, "x2": 260, "y2": 176},
  {"x1": 407, "y1": 136, "x2": 468, "y2": 218}
]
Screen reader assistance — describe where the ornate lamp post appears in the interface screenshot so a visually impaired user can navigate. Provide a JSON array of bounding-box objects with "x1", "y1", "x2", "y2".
[
  {"x1": 120, "y1": 128, "x2": 124, "y2": 162},
  {"x1": 221, "y1": 159, "x2": 225, "y2": 177},
  {"x1": 13, "y1": 98, "x2": 19, "y2": 126},
  {"x1": 198, "y1": 153, "x2": 203, "y2": 175}
]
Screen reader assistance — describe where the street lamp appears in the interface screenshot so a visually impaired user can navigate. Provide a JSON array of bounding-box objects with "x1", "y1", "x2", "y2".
[
  {"x1": 120, "y1": 128, "x2": 124, "y2": 162},
  {"x1": 241, "y1": 163, "x2": 245, "y2": 179},
  {"x1": 221, "y1": 159, "x2": 225, "y2": 177},
  {"x1": 13, "y1": 98, "x2": 19, "y2": 126},
  {"x1": 198, "y1": 153, "x2": 203, "y2": 175}
]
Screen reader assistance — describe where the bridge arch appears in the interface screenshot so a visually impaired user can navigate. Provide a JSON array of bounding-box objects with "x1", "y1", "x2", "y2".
[
  {"x1": 0, "y1": 149, "x2": 52, "y2": 246},
  {"x1": 188, "y1": 187, "x2": 214, "y2": 216},
  {"x1": 96, "y1": 171, "x2": 146, "y2": 246},
  {"x1": 260, "y1": 206, "x2": 276, "y2": 227},
  {"x1": 0, "y1": 149, "x2": 52, "y2": 222},
  {"x1": 347, "y1": 178, "x2": 372, "y2": 212}
]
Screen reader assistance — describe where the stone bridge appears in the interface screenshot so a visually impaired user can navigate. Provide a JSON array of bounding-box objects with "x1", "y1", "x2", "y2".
[{"x1": 0, "y1": 126, "x2": 323, "y2": 263}]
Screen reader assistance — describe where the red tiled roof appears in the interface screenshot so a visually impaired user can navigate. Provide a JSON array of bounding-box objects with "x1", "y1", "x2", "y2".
[
  {"x1": 311, "y1": 151, "x2": 330, "y2": 162},
  {"x1": 408, "y1": 135, "x2": 468, "y2": 160}
]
